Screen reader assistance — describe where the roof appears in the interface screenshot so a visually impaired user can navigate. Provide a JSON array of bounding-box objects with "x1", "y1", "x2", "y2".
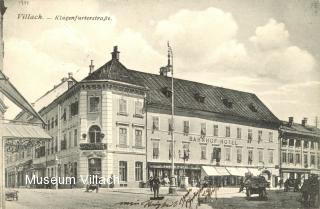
[
  {"x1": 83, "y1": 56, "x2": 279, "y2": 125},
  {"x1": 3, "y1": 123, "x2": 52, "y2": 139},
  {"x1": 280, "y1": 121, "x2": 320, "y2": 138},
  {"x1": 0, "y1": 70, "x2": 46, "y2": 124}
]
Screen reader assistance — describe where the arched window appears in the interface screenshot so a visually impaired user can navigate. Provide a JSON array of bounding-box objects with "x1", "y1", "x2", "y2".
[{"x1": 88, "y1": 125, "x2": 101, "y2": 143}]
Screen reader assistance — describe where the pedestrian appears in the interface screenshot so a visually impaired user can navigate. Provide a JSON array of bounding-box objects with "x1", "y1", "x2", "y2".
[
  {"x1": 279, "y1": 178, "x2": 283, "y2": 189},
  {"x1": 239, "y1": 177, "x2": 244, "y2": 193},
  {"x1": 152, "y1": 175, "x2": 160, "y2": 198},
  {"x1": 149, "y1": 176, "x2": 154, "y2": 192},
  {"x1": 109, "y1": 174, "x2": 114, "y2": 188}
]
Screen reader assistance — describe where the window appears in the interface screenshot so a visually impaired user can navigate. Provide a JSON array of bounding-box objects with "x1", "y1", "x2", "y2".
[
  {"x1": 258, "y1": 150, "x2": 263, "y2": 162},
  {"x1": 168, "y1": 118, "x2": 173, "y2": 134},
  {"x1": 89, "y1": 125, "x2": 101, "y2": 143},
  {"x1": 135, "y1": 162, "x2": 143, "y2": 181},
  {"x1": 288, "y1": 153, "x2": 294, "y2": 163},
  {"x1": 183, "y1": 121, "x2": 189, "y2": 135},
  {"x1": 237, "y1": 128, "x2": 241, "y2": 139},
  {"x1": 152, "y1": 116, "x2": 159, "y2": 132},
  {"x1": 248, "y1": 150, "x2": 253, "y2": 165},
  {"x1": 237, "y1": 148, "x2": 242, "y2": 163},
  {"x1": 119, "y1": 98, "x2": 127, "y2": 115},
  {"x1": 311, "y1": 141, "x2": 314, "y2": 149},
  {"x1": 70, "y1": 101, "x2": 79, "y2": 116},
  {"x1": 51, "y1": 139, "x2": 54, "y2": 154},
  {"x1": 247, "y1": 129, "x2": 252, "y2": 143},
  {"x1": 303, "y1": 141, "x2": 309, "y2": 149},
  {"x1": 296, "y1": 140, "x2": 301, "y2": 148},
  {"x1": 225, "y1": 147, "x2": 231, "y2": 161},
  {"x1": 119, "y1": 128, "x2": 127, "y2": 146},
  {"x1": 55, "y1": 115, "x2": 58, "y2": 126},
  {"x1": 225, "y1": 126, "x2": 230, "y2": 137},
  {"x1": 51, "y1": 117, "x2": 54, "y2": 128},
  {"x1": 48, "y1": 120, "x2": 50, "y2": 130},
  {"x1": 213, "y1": 125, "x2": 219, "y2": 137},
  {"x1": 268, "y1": 150, "x2": 273, "y2": 164},
  {"x1": 135, "y1": 101, "x2": 143, "y2": 116},
  {"x1": 201, "y1": 145, "x2": 206, "y2": 160},
  {"x1": 311, "y1": 154, "x2": 315, "y2": 166},
  {"x1": 74, "y1": 129, "x2": 78, "y2": 147},
  {"x1": 119, "y1": 161, "x2": 127, "y2": 182},
  {"x1": 304, "y1": 154, "x2": 308, "y2": 167},
  {"x1": 289, "y1": 139, "x2": 294, "y2": 147},
  {"x1": 62, "y1": 108, "x2": 67, "y2": 121},
  {"x1": 69, "y1": 131, "x2": 72, "y2": 148},
  {"x1": 212, "y1": 147, "x2": 221, "y2": 162},
  {"x1": 135, "y1": 129, "x2": 142, "y2": 147},
  {"x1": 282, "y1": 138, "x2": 288, "y2": 147},
  {"x1": 152, "y1": 142, "x2": 159, "y2": 159},
  {"x1": 89, "y1": 96, "x2": 100, "y2": 113},
  {"x1": 55, "y1": 137, "x2": 58, "y2": 152},
  {"x1": 282, "y1": 152, "x2": 287, "y2": 163},
  {"x1": 61, "y1": 134, "x2": 67, "y2": 150},
  {"x1": 201, "y1": 123, "x2": 206, "y2": 136},
  {"x1": 258, "y1": 130, "x2": 262, "y2": 143},
  {"x1": 295, "y1": 153, "x2": 301, "y2": 164},
  {"x1": 268, "y1": 132, "x2": 273, "y2": 142}
]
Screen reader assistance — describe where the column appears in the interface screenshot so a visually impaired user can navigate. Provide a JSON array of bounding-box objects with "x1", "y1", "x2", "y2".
[{"x1": 105, "y1": 91, "x2": 113, "y2": 177}]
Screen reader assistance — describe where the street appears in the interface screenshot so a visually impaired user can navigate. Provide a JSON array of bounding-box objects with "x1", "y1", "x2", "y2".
[{"x1": 5, "y1": 187, "x2": 307, "y2": 209}]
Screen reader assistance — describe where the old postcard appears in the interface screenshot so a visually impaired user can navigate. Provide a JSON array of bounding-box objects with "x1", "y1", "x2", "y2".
[{"x1": 0, "y1": 0, "x2": 319, "y2": 209}]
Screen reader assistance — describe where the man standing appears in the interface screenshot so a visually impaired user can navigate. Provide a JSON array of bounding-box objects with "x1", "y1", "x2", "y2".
[{"x1": 152, "y1": 176, "x2": 160, "y2": 199}]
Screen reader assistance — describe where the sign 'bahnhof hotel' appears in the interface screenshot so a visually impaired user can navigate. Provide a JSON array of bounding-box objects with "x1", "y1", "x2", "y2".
[{"x1": 5, "y1": 47, "x2": 320, "y2": 189}]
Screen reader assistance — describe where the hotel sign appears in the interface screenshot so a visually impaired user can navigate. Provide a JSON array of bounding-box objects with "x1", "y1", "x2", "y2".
[{"x1": 189, "y1": 136, "x2": 238, "y2": 146}]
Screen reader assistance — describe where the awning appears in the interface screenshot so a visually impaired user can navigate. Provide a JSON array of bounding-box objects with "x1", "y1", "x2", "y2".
[
  {"x1": 310, "y1": 170, "x2": 320, "y2": 175},
  {"x1": 0, "y1": 70, "x2": 46, "y2": 124},
  {"x1": 215, "y1": 167, "x2": 231, "y2": 176},
  {"x1": 201, "y1": 166, "x2": 220, "y2": 176},
  {"x1": 3, "y1": 123, "x2": 51, "y2": 139},
  {"x1": 248, "y1": 168, "x2": 260, "y2": 176},
  {"x1": 226, "y1": 167, "x2": 242, "y2": 176},
  {"x1": 237, "y1": 167, "x2": 250, "y2": 176}
]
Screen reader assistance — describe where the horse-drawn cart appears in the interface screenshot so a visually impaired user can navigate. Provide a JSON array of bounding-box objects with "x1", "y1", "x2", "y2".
[
  {"x1": 5, "y1": 190, "x2": 18, "y2": 201},
  {"x1": 244, "y1": 176, "x2": 270, "y2": 200}
]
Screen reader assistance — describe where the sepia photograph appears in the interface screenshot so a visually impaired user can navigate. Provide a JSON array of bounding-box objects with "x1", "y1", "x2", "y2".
[{"x1": 0, "y1": 0, "x2": 319, "y2": 208}]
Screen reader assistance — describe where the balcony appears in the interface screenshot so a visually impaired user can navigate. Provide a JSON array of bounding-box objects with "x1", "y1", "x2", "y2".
[{"x1": 80, "y1": 143, "x2": 107, "y2": 150}]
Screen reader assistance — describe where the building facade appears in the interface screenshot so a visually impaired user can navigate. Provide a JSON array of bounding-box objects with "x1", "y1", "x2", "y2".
[
  {"x1": 6, "y1": 46, "x2": 282, "y2": 188},
  {"x1": 279, "y1": 117, "x2": 320, "y2": 182}
]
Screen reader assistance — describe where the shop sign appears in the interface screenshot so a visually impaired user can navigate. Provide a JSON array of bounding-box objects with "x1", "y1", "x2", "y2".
[{"x1": 189, "y1": 136, "x2": 238, "y2": 146}]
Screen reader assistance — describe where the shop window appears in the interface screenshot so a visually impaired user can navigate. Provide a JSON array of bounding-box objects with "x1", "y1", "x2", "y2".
[
  {"x1": 119, "y1": 161, "x2": 127, "y2": 182},
  {"x1": 152, "y1": 142, "x2": 159, "y2": 159},
  {"x1": 152, "y1": 116, "x2": 159, "y2": 133},
  {"x1": 247, "y1": 129, "x2": 252, "y2": 143},
  {"x1": 237, "y1": 128, "x2": 241, "y2": 139},
  {"x1": 225, "y1": 126, "x2": 230, "y2": 138},
  {"x1": 237, "y1": 148, "x2": 242, "y2": 163},
  {"x1": 201, "y1": 145, "x2": 206, "y2": 160},
  {"x1": 119, "y1": 128, "x2": 127, "y2": 146},
  {"x1": 135, "y1": 129, "x2": 142, "y2": 147},
  {"x1": 213, "y1": 125, "x2": 219, "y2": 137},
  {"x1": 258, "y1": 150, "x2": 263, "y2": 163},
  {"x1": 268, "y1": 150, "x2": 273, "y2": 164},
  {"x1": 135, "y1": 162, "x2": 143, "y2": 181},
  {"x1": 200, "y1": 123, "x2": 206, "y2": 136},
  {"x1": 89, "y1": 96, "x2": 100, "y2": 113},
  {"x1": 248, "y1": 150, "x2": 253, "y2": 165},
  {"x1": 225, "y1": 147, "x2": 231, "y2": 161},
  {"x1": 258, "y1": 130, "x2": 262, "y2": 143},
  {"x1": 268, "y1": 132, "x2": 273, "y2": 142},
  {"x1": 183, "y1": 121, "x2": 189, "y2": 135},
  {"x1": 89, "y1": 125, "x2": 101, "y2": 143},
  {"x1": 295, "y1": 153, "x2": 301, "y2": 164},
  {"x1": 135, "y1": 101, "x2": 143, "y2": 116},
  {"x1": 119, "y1": 98, "x2": 127, "y2": 115}
]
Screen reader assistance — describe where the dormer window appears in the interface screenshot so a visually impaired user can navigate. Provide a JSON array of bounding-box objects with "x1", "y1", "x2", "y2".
[
  {"x1": 249, "y1": 103, "x2": 258, "y2": 112},
  {"x1": 222, "y1": 98, "x2": 233, "y2": 108},
  {"x1": 194, "y1": 93, "x2": 205, "y2": 103},
  {"x1": 161, "y1": 87, "x2": 172, "y2": 98}
]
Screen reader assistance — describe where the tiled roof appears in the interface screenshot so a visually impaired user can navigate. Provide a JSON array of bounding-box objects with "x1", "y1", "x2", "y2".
[
  {"x1": 281, "y1": 121, "x2": 320, "y2": 137},
  {"x1": 83, "y1": 58, "x2": 279, "y2": 125}
]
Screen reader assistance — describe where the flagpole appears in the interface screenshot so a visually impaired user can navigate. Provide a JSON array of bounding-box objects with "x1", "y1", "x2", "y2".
[{"x1": 168, "y1": 42, "x2": 177, "y2": 194}]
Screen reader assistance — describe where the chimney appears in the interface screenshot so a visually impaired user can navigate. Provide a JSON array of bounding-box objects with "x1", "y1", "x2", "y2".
[
  {"x1": 61, "y1": 77, "x2": 68, "y2": 82},
  {"x1": 89, "y1": 60, "x2": 94, "y2": 75},
  {"x1": 68, "y1": 72, "x2": 73, "y2": 78},
  {"x1": 288, "y1": 117, "x2": 294, "y2": 126},
  {"x1": 111, "y1": 46, "x2": 120, "y2": 60},
  {"x1": 302, "y1": 117, "x2": 308, "y2": 126}
]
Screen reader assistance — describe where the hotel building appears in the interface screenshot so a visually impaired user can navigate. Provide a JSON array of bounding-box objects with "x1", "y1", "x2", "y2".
[
  {"x1": 6, "y1": 46, "x2": 281, "y2": 188},
  {"x1": 279, "y1": 117, "x2": 320, "y2": 181}
]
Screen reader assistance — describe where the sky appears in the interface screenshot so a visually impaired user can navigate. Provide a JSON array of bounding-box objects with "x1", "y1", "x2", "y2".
[{"x1": 3, "y1": 0, "x2": 320, "y2": 125}]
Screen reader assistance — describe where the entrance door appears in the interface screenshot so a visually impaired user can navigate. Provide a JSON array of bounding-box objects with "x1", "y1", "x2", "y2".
[{"x1": 88, "y1": 158, "x2": 101, "y2": 178}]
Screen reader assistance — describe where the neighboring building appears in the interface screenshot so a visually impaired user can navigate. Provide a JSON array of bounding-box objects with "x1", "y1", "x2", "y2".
[
  {"x1": 279, "y1": 117, "x2": 320, "y2": 182},
  {"x1": 6, "y1": 46, "x2": 281, "y2": 188}
]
